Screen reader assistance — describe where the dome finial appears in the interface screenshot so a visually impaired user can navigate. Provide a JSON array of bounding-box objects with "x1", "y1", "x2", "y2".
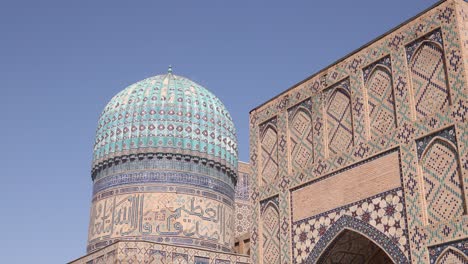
[{"x1": 168, "y1": 65, "x2": 173, "y2": 74}]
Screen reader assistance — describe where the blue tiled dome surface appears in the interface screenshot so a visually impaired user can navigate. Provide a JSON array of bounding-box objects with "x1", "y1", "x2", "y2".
[{"x1": 92, "y1": 72, "x2": 238, "y2": 176}]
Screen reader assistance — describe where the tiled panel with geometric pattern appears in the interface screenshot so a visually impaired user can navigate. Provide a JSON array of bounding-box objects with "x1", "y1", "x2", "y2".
[
  {"x1": 417, "y1": 127, "x2": 465, "y2": 225},
  {"x1": 288, "y1": 99, "x2": 314, "y2": 174},
  {"x1": 250, "y1": 1, "x2": 468, "y2": 263},
  {"x1": 363, "y1": 56, "x2": 397, "y2": 139},
  {"x1": 407, "y1": 29, "x2": 451, "y2": 120},
  {"x1": 235, "y1": 163, "x2": 252, "y2": 240},
  {"x1": 325, "y1": 79, "x2": 354, "y2": 155},
  {"x1": 261, "y1": 196, "x2": 280, "y2": 264},
  {"x1": 260, "y1": 118, "x2": 279, "y2": 185}
]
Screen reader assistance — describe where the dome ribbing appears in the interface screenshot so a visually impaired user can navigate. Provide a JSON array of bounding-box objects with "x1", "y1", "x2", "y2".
[{"x1": 92, "y1": 72, "x2": 238, "y2": 179}]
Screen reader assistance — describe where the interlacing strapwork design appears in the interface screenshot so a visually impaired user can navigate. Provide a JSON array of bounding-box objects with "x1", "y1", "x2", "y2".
[
  {"x1": 326, "y1": 80, "x2": 354, "y2": 155},
  {"x1": 407, "y1": 30, "x2": 450, "y2": 119},
  {"x1": 260, "y1": 119, "x2": 278, "y2": 185},
  {"x1": 262, "y1": 198, "x2": 280, "y2": 264},
  {"x1": 436, "y1": 248, "x2": 468, "y2": 264},
  {"x1": 421, "y1": 139, "x2": 465, "y2": 225},
  {"x1": 289, "y1": 101, "x2": 313, "y2": 173},
  {"x1": 364, "y1": 58, "x2": 396, "y2": 139}
]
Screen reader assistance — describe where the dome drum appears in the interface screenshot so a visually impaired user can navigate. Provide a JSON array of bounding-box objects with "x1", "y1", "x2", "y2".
[{"x1": 91, "y1": 152, "x2": 237, "y2": 182}]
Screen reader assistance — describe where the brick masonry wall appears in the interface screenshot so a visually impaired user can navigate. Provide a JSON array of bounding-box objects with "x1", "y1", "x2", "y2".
[
  {"x1": 69, "y1": 240, "x2": 251, "y2": 264},
  {"x1": 249, "y1": 0, "x2": 468, "y2": 263}
]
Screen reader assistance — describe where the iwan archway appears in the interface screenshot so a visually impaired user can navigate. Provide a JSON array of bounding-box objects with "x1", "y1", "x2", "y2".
[
  {"x1": 305, "y1": 216, "x2": 409, "y2": 264},
  {"x1": 317, "y1": 229, "x2": 393, "y2": 263}
]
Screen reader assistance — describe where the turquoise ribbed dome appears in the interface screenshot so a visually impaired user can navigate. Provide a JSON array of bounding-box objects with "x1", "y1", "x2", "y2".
[{"x1": 92, "y1": 71, "x2": 238, "y2": 178}]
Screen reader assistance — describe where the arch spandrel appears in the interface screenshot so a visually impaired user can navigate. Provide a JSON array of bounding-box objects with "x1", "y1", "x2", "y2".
[{"x1": 305, "y1": 215, "x2": 408, "y2": 264}]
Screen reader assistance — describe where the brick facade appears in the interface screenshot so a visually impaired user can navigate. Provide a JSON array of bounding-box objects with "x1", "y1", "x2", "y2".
[{"x1": 250, "y1": 1, "x2": 468, "y2": 263}]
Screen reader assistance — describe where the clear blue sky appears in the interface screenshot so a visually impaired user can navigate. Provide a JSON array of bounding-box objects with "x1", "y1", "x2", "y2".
[{"x1": 1, "y1": 1, "x2": 438, "y2": 263}]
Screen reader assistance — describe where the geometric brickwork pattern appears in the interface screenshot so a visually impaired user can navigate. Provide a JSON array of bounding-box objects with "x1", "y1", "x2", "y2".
[
  {"x1": 317, "y1": 229, "x2": 394, "y2": 264},
  {"x1": 235, "y1": 163, "x2": 251, "y2": 202},
  {"x1": 288, "y1": 99, "x2": 314, "y2": 173},
  {"x1": 417, "y1": 127, "x2": 465, "y2": 225},
  {"x1": 173, "y1": 253, "x2": 188, "y2": 264},
  {"x1": 428, "y1": 239, "x2": 468, "y2": 264},
  {"x1": 325, "y1": 79, "x2": 354, "y2": 155},
  {"x1": 261, "y1": 196, "x2": 281, "y2": 264},
  {"x1": 249, "y1": 1, "x2": 468, "y2": 263},
  {"x1": 260, "y1": 119, "x2": 279, "y2": 185},
  {"x1": 70, "y1": 240, "x2": 251, "y2": 264},
  {"x1": 234, "y1": 163, "x2": 252, "y2": 239},
  {"x1": 407, "y1": 29, "x2": 451, "y2": 120},
  {"x1": 436, "y1": 249, "x2": 468, "y2": 264},
  {"x1": 235, "y1": 203, "x2": 251, "y2": 239},
  {"x1": 291, "y1": 188, "x2": 409, "y2": 263},
  {"x1": 363, "y1": 56, "x2": 397, "y2": 139}
]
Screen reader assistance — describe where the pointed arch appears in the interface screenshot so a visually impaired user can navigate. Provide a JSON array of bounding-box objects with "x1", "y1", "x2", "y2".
[
  {"x1": 260, "y1": 123, "x2": 278, "y2": 185},
  {"x1": 435, "y1": 246, "x2": 468, "y2": 264},
  {"x1": 326, "y1": 88, "x2": 354, "y2": 155},
  {"x1": 409, "y1": 40, "x2": 450, "y2": 119},
  {"x1": 420, "y1": 137, "x2": 465, "y2": 225},
  {"x1": 318, "y1": 230, "x2": 394, "y2": 264},
  {"x1": 305, "y1": 215, "x2": 408, "y2": 264},
  {"x1": 365, "y1": 65, "x2": 397, "y2": 138},
  {"x1": 261, "y1": 123, "x2": 278, "y2": 139},
  {"x1": 289, "y1": 106, "x2": 314, "y2": 173},
  {"x1": 262, "y1": 201, "x2": 281, "y2": 264}
]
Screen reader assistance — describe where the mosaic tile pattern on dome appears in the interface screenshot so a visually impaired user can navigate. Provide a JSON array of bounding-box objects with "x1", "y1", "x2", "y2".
[{"x1": 93, "y1": 73, "x2": 238, "y2": 178}]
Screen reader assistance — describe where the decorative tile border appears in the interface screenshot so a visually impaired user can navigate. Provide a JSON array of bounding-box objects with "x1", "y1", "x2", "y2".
[
  {"x1": 291, "y1": 188, "x2": 409, "y2": 263},
  {"x1": 305, "y1": 215, "x2": 408, "y2": 263},
  {"x1": 428, "y1": 238, "x2": 468, "y2": 263},
  {"x1": 93, "y1": 169, "x2": 235, "y2": 200}
]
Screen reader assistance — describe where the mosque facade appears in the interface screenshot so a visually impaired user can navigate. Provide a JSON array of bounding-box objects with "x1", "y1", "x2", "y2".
[{"x1": 71, "y1": 0, "x2": 468, "y2": 263}]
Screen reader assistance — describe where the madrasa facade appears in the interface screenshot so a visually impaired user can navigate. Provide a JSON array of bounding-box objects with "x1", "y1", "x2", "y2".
[{"x1": 70, "y1": 0, "x2": 468, "y2": 263}]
